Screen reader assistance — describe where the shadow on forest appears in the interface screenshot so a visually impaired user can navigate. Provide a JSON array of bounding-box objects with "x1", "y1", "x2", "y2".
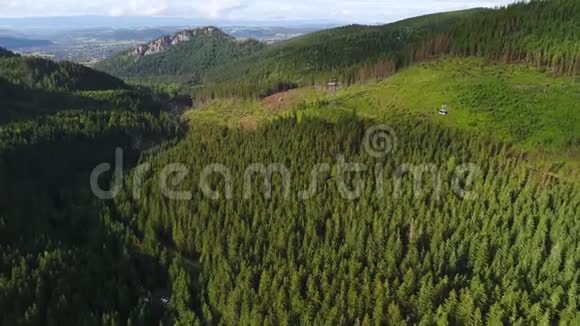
[
  {"x1": 0, "y1": 126, "x2": 191, "y2": 324},
  {"x1": 0, "y1": 77, "x2": 162, "y2": 125}
]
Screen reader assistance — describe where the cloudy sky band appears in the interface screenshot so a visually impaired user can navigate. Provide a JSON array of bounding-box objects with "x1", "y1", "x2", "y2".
[{"x1": 2, "y1": 0, "x2": 518, "y2": 23}]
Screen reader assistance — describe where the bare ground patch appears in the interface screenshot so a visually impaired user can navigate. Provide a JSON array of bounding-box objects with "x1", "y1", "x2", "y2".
[{"x1": 262, "y1": 89, "x2": 304, "y2": 113}]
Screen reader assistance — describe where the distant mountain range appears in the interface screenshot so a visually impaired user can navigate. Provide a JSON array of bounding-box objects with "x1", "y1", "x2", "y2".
[
  {"x1": 0, "y1": 24, "x2": 329, "y2": 63},
  {"x1": 0, "y1": 36, "x2": 52, "y2": 49},
  {"x1": 0, "y1": 16, "x2": 342, "y2": 31},
  {"x1": 99, "y1": 11, "x2": 473, "y2": 84}
]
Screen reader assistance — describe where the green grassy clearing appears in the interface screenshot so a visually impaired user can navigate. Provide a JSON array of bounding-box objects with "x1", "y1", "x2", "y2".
[{"x1": 186, "y1": 57, "x2": 580, "y2": 179}]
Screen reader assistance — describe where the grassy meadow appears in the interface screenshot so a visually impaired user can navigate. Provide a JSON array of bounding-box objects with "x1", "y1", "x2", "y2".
[{"x1": 186, "y1": 57, "x2": 580, "y2": 180}]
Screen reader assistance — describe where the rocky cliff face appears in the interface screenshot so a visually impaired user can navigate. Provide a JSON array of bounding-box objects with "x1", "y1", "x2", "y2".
[{"x1": 130, "y1": 27, "x2": 229, "y2": 57}]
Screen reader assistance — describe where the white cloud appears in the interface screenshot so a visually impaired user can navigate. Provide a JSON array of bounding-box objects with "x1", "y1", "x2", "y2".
[
  {"x1": 0, "y1": 0, "x2": 518, "y2": 22},
  {"x1": 204, "y1": 0, "x2": 246, "y2": 18},
  {"x1": 109, "y1": 0, "x2": 169, "y2": 16}
]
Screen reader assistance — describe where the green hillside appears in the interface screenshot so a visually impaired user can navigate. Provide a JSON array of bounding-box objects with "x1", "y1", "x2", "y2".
[
  {"x1": 95, "y1": 26, "x2": 266, "y2": 84},
  {"x1": 2, "y1": 2, "x2": 580, "y2": 325},
  {"x1": 0, "y1": 54, "x2": 175, "y2": 123},
  {"x1": 197, "y1": 0, "x2": 580, "y2": 98},
  {"x1": 439, "y1": 0, "x2": 580, "y2": 74},
  {"x1": 0, "y1": 56, "x2": 127, "y2": 91},
  {"x1": 0, "y1": 54, "x2": 186, "y2": 324},
  {"x1": 188, "y1": 57, "x2": 580, "y2": 179},
  {"x1": 113, "y1": 112, "x2": 579, "y2": 325},
  {"x1": 109, "y1": 58, "x2": 579, "y2": 325},
  {"x1": 198, "y1": 9, "x2": 481, "y2": 98},
  {"x1": 312, "y1": 58, "x2": 580, "y2": 153}
]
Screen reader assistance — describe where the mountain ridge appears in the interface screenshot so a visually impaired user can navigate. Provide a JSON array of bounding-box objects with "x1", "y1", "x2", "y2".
[
  {"x1": 195, "y1": 8, "x2": 483, "y2": 97},
  {"x1": 130, "y1": 26, "x2": 230, "y2": 57},
  {"x1": 95, "y1": 26, "x2": 266, "y2": 83},
  {"x1": 195, "y1": 0, "x2": 580, "y2": 98}
]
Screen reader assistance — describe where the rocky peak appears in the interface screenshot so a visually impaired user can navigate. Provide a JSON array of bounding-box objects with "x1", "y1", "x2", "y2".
[{"x1": 130, "y1": 26, "x2": 229, "y2": 57}]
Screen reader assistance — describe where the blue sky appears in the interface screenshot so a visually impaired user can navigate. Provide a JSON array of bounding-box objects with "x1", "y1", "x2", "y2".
[{"x1": 2, "y1": 0, "x2": 518, "y2": 23}]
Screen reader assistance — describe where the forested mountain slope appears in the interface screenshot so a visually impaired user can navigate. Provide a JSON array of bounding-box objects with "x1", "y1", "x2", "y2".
[
  {"x1": 188, "y1": 57, "x2": 580, "y2": 180},
  {"x1": 198, "y1": 9, "x2": 481, "y2": 98},
  {"x1": 437, "y1": 0, "x2": 580, "y2": 74},
  {"x1": 143, "y1": 57, "x2": 580, "y2": 324},
  {"x1": 0, "y1": 52, "x2": 187, "y2": 324},
  {"x1": 113, "y1": 112, "x2": 579, "y2": 324},
  {"x1": 0, "y1": 53, "x2": 170, "y2": 123},
  {"x1": 95, "y1": 26, "x2": 266, "y2": 84},
  {"x1": 0, "y1": 55, "x2": 127, "y2": 91},
  {"x1": 1, "y1": 2, "x2": 579, "y2": 324},
  {"x1": 197, "y1": 0, "x2": 580, "y2": 98},
  {"x1": 193, "y1": 58, "x2": 580, "y2": 151}
]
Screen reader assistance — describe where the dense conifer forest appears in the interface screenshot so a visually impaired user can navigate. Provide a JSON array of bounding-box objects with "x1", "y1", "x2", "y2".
[
  {"x1": 0, "y1": 49, "x2": 186, "y2": 324},
  {"x1": 0, "y1": 0, "x2": 579, "y2": 324},
  {"x1": 112, "y1": 115, "x2": 579, "y2": 325},
  {"x1": 0, "y1": 52, "x2": 181, "y2": 123},
  {"x1": 0, "y1": 55, "x2": 127, "y2": 91}
]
